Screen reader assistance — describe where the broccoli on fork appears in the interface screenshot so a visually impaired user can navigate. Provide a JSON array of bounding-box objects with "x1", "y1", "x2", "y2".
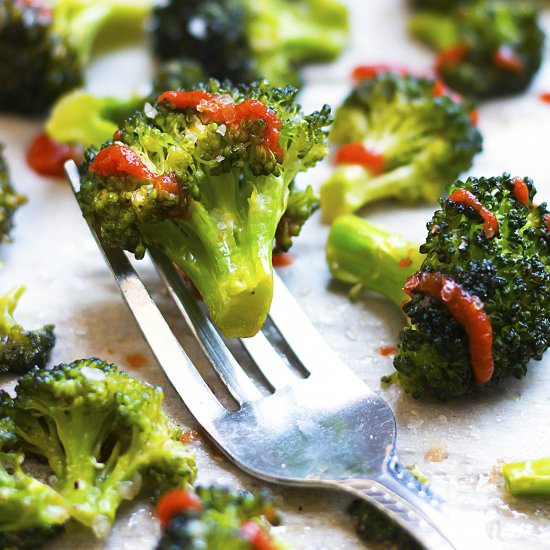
[
  {"x1": 320, "y1": 72, "x2": 481, "y2": 223},
  {"x1": 327, "y1": 175, "x2": 550, "y2": 399},
  {"x1": 78, "y1": 81, "x2": 329, "y2": 338}
]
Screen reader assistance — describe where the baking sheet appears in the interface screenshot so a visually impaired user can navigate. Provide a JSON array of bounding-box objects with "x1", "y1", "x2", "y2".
[{"x1": 1, "y1": 1, "x2": 550, "y2": 548}]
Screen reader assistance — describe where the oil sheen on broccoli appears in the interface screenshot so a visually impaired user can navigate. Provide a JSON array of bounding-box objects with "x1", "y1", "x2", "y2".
[
  {"x1": 157, "y1": 485, "x2": 284, "y2": 550},
  {"x1": 78, "y1": 81, "x2": 329, "y2": 337},
  {"x1": 320, "y1": 72, "x2": 481, "y2": 222},
  {"x1": 409, "y1": 1, "x2": 544, "y2": 98},
  {"x1": 0, "y1": 286, "x2": 55, "y2": 374},
  {"x1": 151, "y1": 0, "x2": 349, "y2": 87},
  {"x1": 0, "y1": 0, "x2": 153, "y2": 114},
  {"x1": 0, "y1": 145, "x2": 26, "y2": 243},
  {"x1": 327, "y1": 175, "x2": 550, "y2": 399},
  {"x1": 12, "y1": 359, "x2": 197, "y2": 537}
]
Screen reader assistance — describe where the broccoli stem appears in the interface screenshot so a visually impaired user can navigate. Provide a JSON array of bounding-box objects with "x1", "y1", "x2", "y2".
[
  {"x1": 326, "y1": 215, "x2": 423, "y2": 307},
  {"x1": 320, "y1": 164, "x2": 415, "y2": 223},
  {"x1": 502, "y1": 457, "x2": 550, "y2": 497},
  {"x1": 0, "y1": 287, "x2": 25, "y2": 336},
  {"x1": 408, "y1": 12, "x2": 460, "y2": 51}
]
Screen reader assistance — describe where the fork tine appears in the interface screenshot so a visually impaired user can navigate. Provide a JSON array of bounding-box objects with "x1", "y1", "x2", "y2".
[
  {"x1": 240, "y1": 331, "x2": 297, "y2": 390},
  {"x1": 65, "y1": 161, "x2": 225, "y2": 425},
  {"x1": 149, "y1": 247, "x2": 263, "y2": 405}
]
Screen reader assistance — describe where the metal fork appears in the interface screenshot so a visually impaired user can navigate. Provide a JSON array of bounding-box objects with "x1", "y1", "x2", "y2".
[{"x1": 65, "y1": 161, "x2": 461, "y2": 549}]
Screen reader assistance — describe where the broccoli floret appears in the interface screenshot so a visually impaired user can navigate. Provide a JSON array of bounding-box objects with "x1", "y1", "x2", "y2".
[
  {"x1": 0, "y1": 392, "x2": 68, "y2": 550},
  {"x1": 320, "y1": 72, "x2": 481, "y2": 223},
  {"x1": 0, "y1": 145, "x2": 26, "y2": 244},
  {"x1": 409, "y1": 0, "x2": 474, "y2": 10},
  {"x1": 151, "y1": 0, "x2": 349, "y2": 87},
  {"x1": 0, "y1": 286, "x2": 55, "y2": 374},
  {"x1": 13, "y1": 359, "x2": 197, "y2": 537},
  {"x1": 157, "y1": 486, "x2": 283, "y2": 550},
  {"x1": 0, "y1": 0, "x2": 153, "y2": 114},
  {"x1": 78, "y1": 81, "x2": 329, "y2": 337},
  {"x1": 502, "y1": 456, "x2": 550, "y2": 497},
  {"x1": 152, "y1": 59, "x2": 207, "y2": 97},
  {"x1": 326, "y1": 215, "x2": 423, "y2": 307},
  {"x1": 409, "y1": 2, "x2": 544, "y2": 98}
]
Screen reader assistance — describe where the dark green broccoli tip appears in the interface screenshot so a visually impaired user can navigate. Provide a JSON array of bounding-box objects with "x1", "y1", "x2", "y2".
[
  {"x1": 394, "y1": 175, "x2": 550, "y2": 400},
  {"x1": 151, "y1": 0, "x2": 349, "y2": 88},
  {"x1": 157, "y1": 486, "x2": 282, "y2": 550},
  {"x1": 320, "y1": 72, "x2": 482, "y2": 222},
  {"x1": 348, "y1": 499, "x2": 421, "y2": 549},
  {"x1": 13, "y1": 358, "x2": 196, "y2": 537},
  {"x1": 409, "y1": 0, "x2": 471, "y2": 11},
  {"x1": 0, "y1": 0, "x2": 152, "y2": 115},
  {"x1": 0, "y1": 146, "x2": 27, "y2": 243},
  {"x1": 152, "y1": 59, "x2": 208, "y2": 97},
  {"x1": 411, "y1": 2, "x2": 544, "y2": 99},
  {"x1": 326, "y1": 215, "x2": 423, "y2": 307},
  {"x1": 502, "y1": 457, "x2": 550, "y2": 497},
  {"x1": 78, "y1": 80, "x2": 330, "y2": 337},
  {"x1": 0, "y1": 287, "x2": 55, "y2": 375}
]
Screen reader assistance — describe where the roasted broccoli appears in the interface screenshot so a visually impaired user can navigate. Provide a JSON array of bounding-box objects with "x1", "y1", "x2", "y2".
[
  {"x1": 327, "y1": 176, "x2": 550, "y2": 400},
  {"x1": 0, "y1": 286, "x2": 55, "y2": 374},
  {"x1": 157, "y1": 486, "x2": 283, "y2": 550},
  {"x1": 151, "y1": 0, "x2": 349, "y2": 87},
  {"x1": 0, "y1": 145, "x2": 26, "y2": 243},
  {"x1": 0, "y1": 392, "x2": 69, "y2": 550},
  {"x1": 78, "y1": 81, "x2": 329, "y2": 337},
  {"x1": 13, "y1": 359, "x2": 197, "y2": 537},
  {"x1": 502, "y1": 456, "x2": 550, "y2": 496},
  {"x1": 320, "y1": 72, "x2": 481, "y2": 223},
  {"x1": 326, "y1": 215, "x2": 423, "y2": 307},
  {"x1": 409, "y1": 1, "x2": 544, "y2": 98},
  {"x1": 0, "y1": 0, "x2": 153, "y2": 114},
  {"x1": 45, "y1": 60, "x2": 207, "y2": 149}
]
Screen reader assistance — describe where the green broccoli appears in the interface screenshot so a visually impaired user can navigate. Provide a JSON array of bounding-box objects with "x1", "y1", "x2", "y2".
[
  {"x1": 320, "y1": 72, "x2": 481, "y2": 223},
  {"x1": 157, "y1": 485, "x2": 284, "y2": 550},
  {"x1": 0, "y1": 145, "x2": 26, "y2": 244},
  {"x1": 151, "y1": 0, "x2": 349, "y2": 87},
  {"x1": 502, "y1": 456, "x2": 550, "y2": 497},
  {"x1": 78, "y1": 81, "x2": 329, "y2": 337},
  {"x1": 409, "y1": 1, "x2": 544, "y2": 98},
  {"x1": 13, "y1": 359, "x2": 197, "y2": 537},
  {"x1": 327, "y1": 175, "x2": 550, "y2": 400},
  {"x1": 0, "y1": 392, "x2": 69, "y2": 550},
  {"x1": 0, "y1": 0, "x2": 153, "y2": 114},
  {"x1": 45, "y1": 60, "x2": 207, "y2": 149},
  {"x1": 0, "y1": 286, "x2": 55, "y2": 374}
]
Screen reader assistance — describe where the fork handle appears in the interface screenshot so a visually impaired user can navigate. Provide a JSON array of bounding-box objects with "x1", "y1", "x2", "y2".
[{"x1": 335, "y1": 457, "x2": 462, "y2": 549}]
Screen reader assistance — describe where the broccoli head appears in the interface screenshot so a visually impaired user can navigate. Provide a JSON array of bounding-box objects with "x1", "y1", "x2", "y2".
[
  {"x1": 409, "y1": 1, "x2": 544, "y2": 98},
  {"x1": 0, "y1": 0, "x2": 153, "y2": 114},
  {"x1": 13, "y1": 359, "x2": 197, "y2": 537},
  {"x1": 78, "y1": 81, "x2": 329, "y2": 337},
  {"x1": 320, "y1": 72, "x2": 481, "y2": 222},
  {"x1": 0, "y1": 392, "x2": 68, "y2": 550},
  {"x1": 151, "y1": 0, "x2": 349, "y2": 87},
  {"x1": 397, "y1": 175, "x2": 550, "y2": 399},
  {"x1": 0, "y1": 286, "x2": 55, "y2": 374},
  {"x1": 0, "y1": 145, "x2": 26, "y2": 243},
  {"x1": 157, "y1": 485, "x2": 283, "y2": 550}
]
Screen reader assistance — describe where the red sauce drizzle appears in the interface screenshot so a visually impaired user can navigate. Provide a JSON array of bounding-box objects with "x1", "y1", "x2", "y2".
[
  {"x1": 404, "y1": 272, "x2": 494, "y2": 385},
  {"x1": 27, "y1": 132, "x2": 82, "y2": 178},
  {"x1": 272, "y1": 252, "x2": 293, "y2": 267},
  {"x1": 334, "y1": 143, "x2": 384, "y2": 174},
  {"x1": 240, "y1": 521, "x2": 278, "y2": 550},
  {"x1": 544, "y1": 213, "x2": 550, "y2": 233},
  {"x1": 352, "y1": 64, "x2": 408, "y2": 80},
  {"x1": 398, "y1": 257, "x2": 413, "y2": 268},
  {"x1": 448, "y1": 188, "x2": 499, "y2": 238},
  {"x1": 539, "y1": 92, "x2": 550, "y2": 104},
  {"x1": 156, "y1": 489, "x2": 202, "y2": 528},
  {"x1": 89, "y1": 144, "x2": 178, "y2": 194},
  {"x1": 512, "y1": 177, "x2": 529, "y2": 206},
  {"x1": 379, "y1": 346, "x2": 398, "y2": 356},
  {"x1": 435, "y1": 44, "x2": 469, "y2": 71},
  {"x1": 493, "y1": 46, "x2": 523, "y2": 73},
  {"x1": 432, "y1": 79, "x2": 448, "y2": 98},
  {"x1": 469, "y1": 110, "x2": 479, "y2": 126},
  {"x1": 157, "y1": 91, "x2": 283, "y2": 159}
]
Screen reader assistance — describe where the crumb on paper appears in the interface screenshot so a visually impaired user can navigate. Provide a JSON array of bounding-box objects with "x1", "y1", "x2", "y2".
[
  {"x1": 126, "y1": 353, "x2": 148, "y2": 368},
  {"x1": 424, "y1": 444, "x2": 449, "y2": 463},
  {"x1": 180, "y1": 429, "x2": 201, "y2": 445},
  {"x1": 486, "y1": 459, "x2": 506, "y2": 483}
]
